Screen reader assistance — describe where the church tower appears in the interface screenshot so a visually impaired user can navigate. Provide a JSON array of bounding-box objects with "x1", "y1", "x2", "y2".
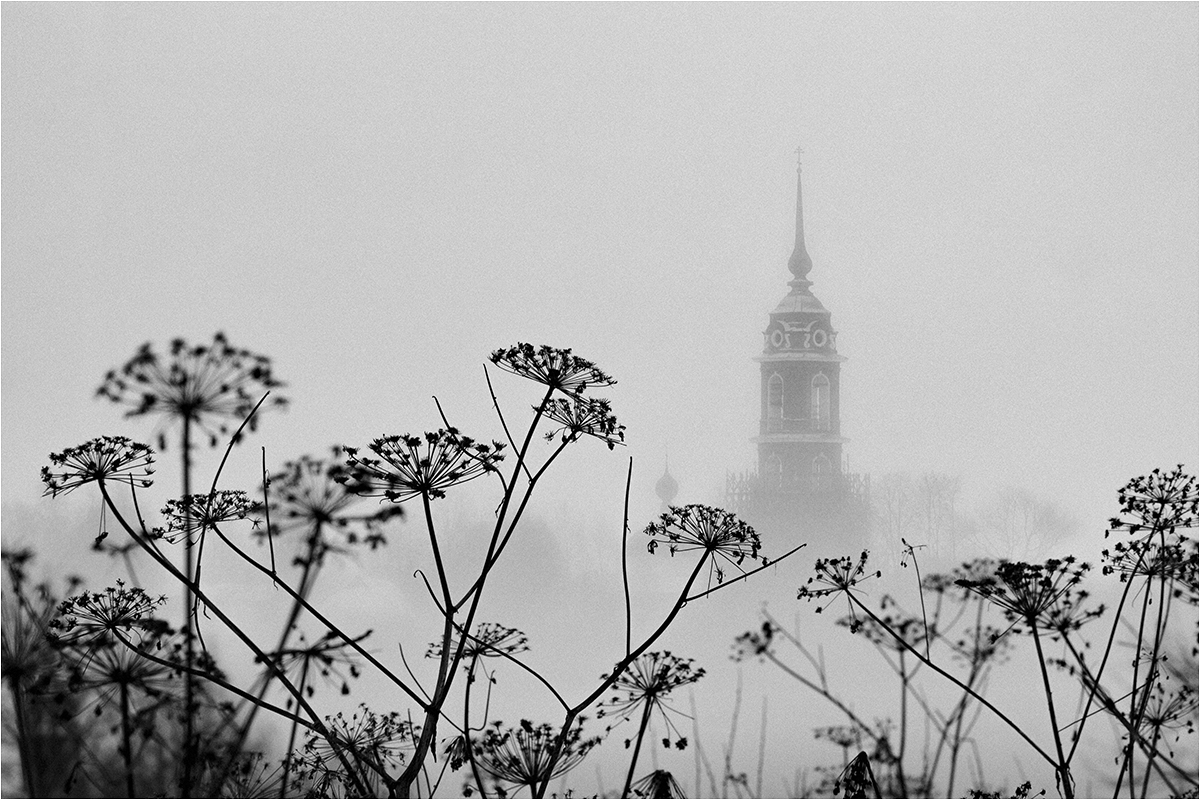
[
  {"x1": 756, "y1": 159, "x2": 845, "y2": 496},
  {"x1": 728, "y1": 158, "x2": 869, "y2": 545}
]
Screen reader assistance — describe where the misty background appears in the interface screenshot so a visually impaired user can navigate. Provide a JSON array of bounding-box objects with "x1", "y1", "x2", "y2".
[{"x1": 2, "y1": 4, "x2": 1197, "y2": 797}]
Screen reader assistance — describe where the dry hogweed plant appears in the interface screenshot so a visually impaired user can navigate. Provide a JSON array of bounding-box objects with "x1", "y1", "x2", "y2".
[
  {"x1": 737, "y1": 469, "x2": 1197, "y2": 799},
  {"x1": 28, "y1": 341, "x2": 804, "y2": 799},
  {"x1": 95, "y1": 333, "x2": 288, "y2": 796}
]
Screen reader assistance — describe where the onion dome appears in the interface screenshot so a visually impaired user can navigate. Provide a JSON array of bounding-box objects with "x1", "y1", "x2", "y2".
[{"x1": 654, "y1": 456, "x2": 679, "y2": 509}]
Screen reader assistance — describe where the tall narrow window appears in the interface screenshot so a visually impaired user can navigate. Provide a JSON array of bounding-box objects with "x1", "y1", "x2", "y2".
[
  {"x1": 765, "y1": 453, "x2": 783, "y2": 489},
  {"x1": 811, "y1": 373, "x2": 830, "y2": 431},
  {"x1": 812, "y1": 453, "x2": 832, "y2": 492},
  {"x1": 767, "y1": 374, "x2": 784, "y2": 419}
]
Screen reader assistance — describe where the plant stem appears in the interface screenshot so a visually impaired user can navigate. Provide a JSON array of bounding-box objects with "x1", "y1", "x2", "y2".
[
  {"x1": 946, "y1": 598, "x2": 986, "y2": 796},
  {"x1": 534, "y1": 556, "x2": 708, "y2": 798},
  {"x1": 8, "y1": 678, "x2": 37, "y2": 798},
  {"x1": 181, "y1": 414, "x2": 196, "y2": 798},
  {"x1": 620, "y1": 699, "x2": 655, "y2": 798},
  {"x1": 621, "y1": 459, "x2": 633, "y2": 656},
  {"x1": 463, "y1": 659, "x2": 489, "y2": 799},
  {"x1": 280, "y1": 655, "x2": 311, "y2": 798},
  {"x1": 897, "y1": 650, "x2": 910, "y2": 797},
  {"x1": 98, "y1": 485, "x2": 373, "y2": 796},
  {"x1": 1030, "y1": 622, "x2": 1073, "y2": 798},
  {"x1": 846, "y1": 593, "x2": 1061, "y2": 773},
  {"x1": 120, "y1": 680, "x2": 136, "y2": 797}
]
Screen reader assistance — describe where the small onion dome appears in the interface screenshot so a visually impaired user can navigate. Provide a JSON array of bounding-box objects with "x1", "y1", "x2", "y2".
[{"x1": 655, "y1": 466, "x2": 679, "y2": 508}]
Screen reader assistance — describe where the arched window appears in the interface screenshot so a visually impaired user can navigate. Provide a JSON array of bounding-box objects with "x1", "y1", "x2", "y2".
[
  {"x1": 811, "y1": 373, "x2": 830, "y2": 431},
  {"x1": 765, "y1": 453, "x2": 783, "y2": 489},
  {"x1": 812, "y1": 453, "x2": 832, "y2": 492},
  {"x1": 767, "y1": 374, "x2": 784, "y2": 419}
]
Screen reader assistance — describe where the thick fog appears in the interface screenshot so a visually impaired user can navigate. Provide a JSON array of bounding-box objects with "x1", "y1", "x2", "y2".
[{"x1": 2, "y1": 4, "x2": 1196, "y2": 798}]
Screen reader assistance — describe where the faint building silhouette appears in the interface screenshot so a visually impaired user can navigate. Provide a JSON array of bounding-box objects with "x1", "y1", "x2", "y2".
[
  {"x1": 654, "y1": 452, "x2": 679, "y2": 512},
  {"x1": 727, "y1": 158, "x2": 870, "y2": 553}
]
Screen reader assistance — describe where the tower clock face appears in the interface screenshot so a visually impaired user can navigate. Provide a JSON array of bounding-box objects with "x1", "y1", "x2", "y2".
[{"x1": 765, "y1": 320, "x2": 836, "y2": 352}]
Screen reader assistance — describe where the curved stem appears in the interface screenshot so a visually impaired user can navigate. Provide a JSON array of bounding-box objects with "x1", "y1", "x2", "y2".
[
  {"x1": 98, "y1": 485, "x2": 372, "y2": 796},
  {"x1": 534, "y1": 555, "x2": 709, "y2": 798},
  {"x1": 621, "y1": 459, "x2": 633, "y2": 656},
  {"x1": 684, "y1": 544, "x2": 807, "y2": 602},
  {"x1": 230, "y1": 524, "x2": 322, "y2": 773},
  {"x1": 846, "y1": 592, "x2": 1061, "y2": 772},
  {"x1": 1067, "y1": 534, "x2": 1149, "y2": 764},
  {"x1": 109, "y1": 628, "x2": 317, "y2": 732},
  {"x1": 206, "y1": 523, "x2": 427, "y2": 709},
  {"x1": 482, "y1": 365, "x2": 533, "y2": 483}
]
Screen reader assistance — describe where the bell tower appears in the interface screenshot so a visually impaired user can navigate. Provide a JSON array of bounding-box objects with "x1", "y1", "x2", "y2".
[
  {"x1": 754, "y1": 158, "x2": 846, "y2": 494},
  {"x1": 728, "y1": 156, "x2": 868, "y2": 545}
]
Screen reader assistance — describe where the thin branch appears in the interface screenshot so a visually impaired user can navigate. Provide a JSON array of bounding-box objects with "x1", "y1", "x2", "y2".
[
  {"x1": 482, "y1": 365, "x2": 533, "y2": 482},
  {"x1": 622, "y1": 458, "x2": 633, "y2": 656},
  {"x1": 684, "y1": 544, "x2": 806, "y2": 602},
  {"x1": 261, "y1": 447, "x2": 276, "y2": 574}
]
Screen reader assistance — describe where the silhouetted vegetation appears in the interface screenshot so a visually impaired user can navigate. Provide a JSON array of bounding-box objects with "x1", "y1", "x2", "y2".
[{"x1": 4, "y1": 336, "x2": 1196, "y2": 798}]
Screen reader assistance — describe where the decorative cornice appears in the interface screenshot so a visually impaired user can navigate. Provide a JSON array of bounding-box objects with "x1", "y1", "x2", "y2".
[
  {"x1": 753, "y1": 433, "x2": 849, "y2": 445},
  {"x1": 754, "y1": 352, "x2": 847, "y2": 364}
]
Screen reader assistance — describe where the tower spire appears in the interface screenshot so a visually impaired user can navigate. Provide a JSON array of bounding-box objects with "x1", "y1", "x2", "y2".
[{"x1": 787, "y1": 147, "x2": 814, "y2": 290}]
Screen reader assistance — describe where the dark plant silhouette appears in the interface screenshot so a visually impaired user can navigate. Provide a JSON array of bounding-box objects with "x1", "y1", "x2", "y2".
[
  {"x1": 597, "y1": 651, "x2": 704, "y2": 797},
  {"x1": 30, "y1": 341, "x2": 800, "y2": 800},
  {"x1": 736, "y1": 469, "x2": 1199, "y2": 798},
  {"x1": 96, "y1": 332, "x2": 287, "y2": 797}
]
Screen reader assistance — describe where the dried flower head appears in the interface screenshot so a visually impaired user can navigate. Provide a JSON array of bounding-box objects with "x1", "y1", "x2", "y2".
[
  {"x1": 160, "y1": 491, "x2": 255, "y2": 544},
  {"x1": 630, "y1": 770, "x2": 687, "y2": 799},
  {"x1": 1101, "y1": 537, "x2": 1198, "y2": 603},
  {"x1": 2, "y1": 579, "x2": 62, "y2": 692},
  {"x1": 262, "y1": 449, "x2": 402, "y2": 559},
  {"x1": 41, "y1": 437, "x2": 155, "y2": 497},
  {"x1": 268, "y1": 630, "x2": 369, "y2": 698},
  {"x1": 1109, "y1": 466, "x2": 1198, "y2": 537},
  {"x1": 294, "y1": 706, "x2": 415, "y2": 794},
  {"x1": 645, "y1": 505, "x2": 763, "y2": 583},
  {"x1": 473, "y1": 719, "x2": 600, "y2": 793},
  {"x1": 218, "y1": 752, "x2": 289, "y2": 799},
  {"x1": 733, "y1": 620, "x2": 778, "y2": 661},
  {"x1": 923, "y1": 558, "x2": 1000, "y2": 601},
  {"x1": 490, "y1": 343, "x2": 615, "y2": 396},
  {"x1": 598, "y1": 652, "x2": 704, "y2": 750},
  {"x1": 96, "y1": 332, "x2": 287, "y2": 449},
  {"x1": 1139, "y1": 681, "x2": 1197, "y2": 740},
  {"x1": 61, "y1": 638, "x2": 177, "y2": 717},
  {"x1": 48, "y1": 582, "x2": 167, "y2": 648},
  {"x1": 955, "y1": 557, "x2": 1101, "y2": 638},
  {"x1": 542, "y1": 396, "x2": 626, "y2": 450},
  {"x1": 798, "y1": 551, "x2": 882, "y2": 626},
  {"x1": 426, "y1": 622, "x2": 530, "y2": 665},
  {"x1": 340, "y1": 429, "x2": 505, "y2": 503},
  {"x1": 833, "y1": 751, "x2": 882, "y2": 800}
]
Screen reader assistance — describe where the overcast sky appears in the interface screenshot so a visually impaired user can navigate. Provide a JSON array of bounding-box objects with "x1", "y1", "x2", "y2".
[
  {"x1": 4, "y1": 4, "x2": 1196, "y2": 532},
  {"x1": 2, "y1": 5, "x2": 1197, "y2": 793}
]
